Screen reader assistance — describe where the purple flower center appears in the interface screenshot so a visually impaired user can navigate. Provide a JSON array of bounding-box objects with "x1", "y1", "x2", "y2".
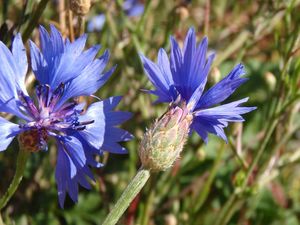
[{"x1": 17, "y1": 83, "x2": 94, "y2": 151}]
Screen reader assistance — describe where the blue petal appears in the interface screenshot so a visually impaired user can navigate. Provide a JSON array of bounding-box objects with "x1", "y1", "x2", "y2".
[
  {"x1": 0, "y1": 117, "x2": 20, "y2": 151},
  {"x1": 104, "y1": 96, "x2": 122, "y2": 109},
  {"x1": 187, "y1": 81, "x2": 207, "y2": 111},
  {"x1": 75, "y1": 134, "x2": 104, "y2": 168},
  {"x1": 157, "y1": 48, "x2": 174, "y2": 87},
  {"x1": 29, "y1": 41, "x2": 48, "y2": 84},
  {"x1": 106, "y1": 111, "x2": 132, "y2": 126},
  {"x1": 188, "y1": 37, "x2": 208, "y2": 89},
  {"x1": 183, "y1": 31, "x2": 215, "y2": 99},
  {"x1": 65, "y1": 34, "x2": 88, "y2": 55},
  {"x1": 67, "y1": 178, "x2": 78, "y2": 203},
  {"x1": 32, "y1": 25, "x2": 103, "y2": 90},
  {"x1": 78, "y1": 97, "x2": 133, "y2": 150},
  {"x1": 142, "y1": 28, "x2": 216, "y2": 103},
  {"x1": 196, "y1": 64, "x2": 247, "y2": 109},
  {"x1": 195, "y1": 98, "x2": 256, "y2": 119},
  {"x1": 0, "y1": 38, "x2": 28, "y2": 119},
  {"x1": 55, "y1": 143, "x2": 69, "y2": 207},
  {"x1": 77, "y1": 101, "x2": 106, "y2": 149},
  {"x1": 140, "y1": 53, "x2": 175, "y2": 102},
  {"x1": 182, "y1": 28, "x2": 196, "y2": 94},
  {"x1": 38, "y1": 25, "x2": 65, "y2": 84},
  {"x1": 108, "y1": 127, "x2": 133, "y2": 142},
  {"x1": 170, "y1": 36, "x2": 183, "y2": 89},
  {"x1": 63, "y1": 137, "x2": 87, "y2": 173},
  {"x1": 192, "y1": 116, "x2": 228, "y2": 143},
  {"x1": 192, "y1": 98, "x2": 256, "y2": 142},
  {"x1": 67, "y1": 133, "x2": 103, "y2": 179},
  {"x1": 55, "y1": 136, "x2": 96, "y2": 207},
  {"x1": 39, "y1": 25, "x2": 52, "y2": 61},
  {"x1": 49, "y1": 44, "x2": 101, "y2": 88},
  {"x1": 191, "y1": 121, "x2": 209, "y2": 143},
  {"x1": 55, "y1": 50, "x2": 114, "y2": 108},
  {"x1": 0, "y1": 41, "x2": 20, "y2": 93},
  {"x1": 49, "y1": 24, "x2": 65, "y2": 57},
  {"x1": 187, "y1": 52, "x2": 215, "y2": 110},
  {"x1": 144, "y1": 89, "x2": 174, "y2": 104},
  {"x1": 102, "y1": 142, "x2": 128, "y2": 154},
  {"x1": 140, "y1": 54, "x2": 170, "y2": 92},
  {"x1": 12, "y1": 33, "x2": 28, "y2": 92}
]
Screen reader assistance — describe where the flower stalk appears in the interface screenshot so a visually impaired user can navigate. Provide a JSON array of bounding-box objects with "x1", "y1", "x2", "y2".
[
  {"x1": 102, "y1": 168, "x2": 150, "y2": 225},
  {"x1": 0, "y1": 148, "x2": 30, "y2": 210}
]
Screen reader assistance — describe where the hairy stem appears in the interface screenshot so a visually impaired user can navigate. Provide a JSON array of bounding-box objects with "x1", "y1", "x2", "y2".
[{"x1": 102, "y1": 168, "x2": 151, "y2": 225}]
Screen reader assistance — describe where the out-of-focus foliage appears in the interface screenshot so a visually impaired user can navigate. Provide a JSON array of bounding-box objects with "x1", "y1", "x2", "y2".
[{"x1": 0, "y1": 0, "x2": 299, "y2": 224}]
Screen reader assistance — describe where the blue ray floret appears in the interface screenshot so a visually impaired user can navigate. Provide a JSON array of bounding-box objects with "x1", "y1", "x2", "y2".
[
  {"x1": 140, "y1": 28, "x2": 256, "y2": 143},
  {"x1": 0, "y1": 25, "x2": 132, "y2": 207}
]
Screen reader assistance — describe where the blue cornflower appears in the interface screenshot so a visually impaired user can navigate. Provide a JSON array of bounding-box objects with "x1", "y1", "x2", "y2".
[
  {"x1": 123, "y1": 0, "x2": 144, "y2": 17},
  {"x1": 0, "y1": 25, "x2": 132, "y2": 207},
  {"x1": 87, "y1": 14, "x2": 106, "y2": 32},
  {"x1": 140, "y1": 28, "x2": 256, "y2": 143},
  {"x1": 87, "y1": 0, "x2": 144, "y2": 32}
]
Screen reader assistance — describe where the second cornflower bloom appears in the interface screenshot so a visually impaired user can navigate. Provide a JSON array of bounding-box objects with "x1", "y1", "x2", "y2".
[{"x1": 139, "y1": 28, "x2": 256, "y2": 170}]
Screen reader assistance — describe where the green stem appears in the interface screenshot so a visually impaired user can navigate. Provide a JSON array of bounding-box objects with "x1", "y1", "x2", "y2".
[
  {"x1": 228, "y1": 137, "x2": 248, "y2": 170},
  {"x1": 241, "y1": 118, "x2": 279, "y2": 190},
  {"x1": 219, "y1": 199, "x2": 243, "y2": 225},
  {"x1": 215, "y1": 194, "x2": 238, "y2": 225},
  {"x1": 136, "y1": 0, "x2": 152, "y2": 34},
  {"x1": 22, "y1": 0, "x2": 50, "y2": 41},
  {"x1": 214, "y1": 118, "x2": 278, "y2": 225},
  {"x1": 102, "y1": 168, "x2": 151, "y2": 225},
  {"x1": 0, "y1": 149, "x2": 30, "y2": 210},
  {"x1": 106, "y1": 10, "x2": 119, "y2": 39}
]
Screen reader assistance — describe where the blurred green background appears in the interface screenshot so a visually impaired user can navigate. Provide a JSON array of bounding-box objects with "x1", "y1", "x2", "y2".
[{"x1": 0, "y1": 0, "x2": 299, "y2": 224}]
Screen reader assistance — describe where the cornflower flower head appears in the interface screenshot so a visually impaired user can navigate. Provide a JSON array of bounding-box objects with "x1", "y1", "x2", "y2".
[
  {"x1": 123, "y1": 0, "x2": 144, "y2": 17},
  {"x1": 139, "y1": 28, "x2": 256, "y2": 170},
  {"x1": 87, "y1": 0, "x2": 144, "y2": 32},
  {"x1": 0, "y1": 25, "x2": 132, "y2": 207},
  {"x1": 87, "y1": 14, "x2": 106, "y2": 32}
]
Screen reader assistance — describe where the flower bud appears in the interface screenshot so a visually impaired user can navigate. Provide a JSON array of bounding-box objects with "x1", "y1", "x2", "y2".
[
  {"x1": 139, "y1": 105, "x2": 193, "y2": 171},
  {"x1": 70, "y1": 0, "x2": 91, "y2": 16}
]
